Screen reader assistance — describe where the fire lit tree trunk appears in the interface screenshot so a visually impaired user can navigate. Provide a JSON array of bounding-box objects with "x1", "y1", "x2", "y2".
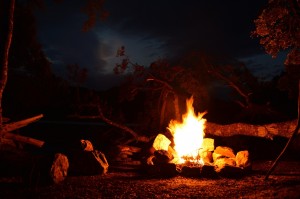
[
  {"x1": 205, "y1": 119, "x2": 298, "y2": 139},
  {"x1": 0, "y1": 0, "x2": 15, "y2": 127}
]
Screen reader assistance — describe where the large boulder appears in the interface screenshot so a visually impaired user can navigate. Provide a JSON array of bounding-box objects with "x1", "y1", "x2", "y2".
[{"x1": 68, "y1": 150, "x2": 109, "y2": 176}]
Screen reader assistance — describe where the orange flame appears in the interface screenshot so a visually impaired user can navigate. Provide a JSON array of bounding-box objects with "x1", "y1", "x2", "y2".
[{"x1": 168, "y1": 96, "x2": 206, "y2": 164}]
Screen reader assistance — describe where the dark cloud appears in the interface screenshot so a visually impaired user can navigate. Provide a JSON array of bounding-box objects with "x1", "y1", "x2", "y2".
[
  {"x1": 35, "y1": 0, "x2": 283, "y2": 90},
  {"x1": 105, "y1": 0, "x2": 269, "y2": 58},
  {"x1": 36, "y1": 0, "x2": 109, "y2": 76}
]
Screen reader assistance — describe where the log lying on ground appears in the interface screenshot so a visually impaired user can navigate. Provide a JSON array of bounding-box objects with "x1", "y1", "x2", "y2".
[
  {"x1": 205, "y1": 120, "x2": 298, "y2": 139},
  {"x1": 1, "y1": 132, "x2": 44, "y2": 147},
  {"x1": 1, "y1": 114, "x2": 43, "y2": 133},
  {"x1": 0, "y1": 114, "x2": 45, "y2": 147}
]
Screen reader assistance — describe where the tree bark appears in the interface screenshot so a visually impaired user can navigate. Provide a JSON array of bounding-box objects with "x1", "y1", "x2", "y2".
[
  {"x1": 0, "y1": 0, "x2": 15, "y2": 127},
  {"x1": 205, "y1": 120, "x2": 297, "y2": 139}
]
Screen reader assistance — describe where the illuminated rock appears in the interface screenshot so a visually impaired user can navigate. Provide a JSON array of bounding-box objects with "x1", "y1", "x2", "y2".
[
  {"x1": 152, "y1": 134, "x2": 171, "y2": 151},
  {"x1": 202, "y1": 138, "x2": 214, "y2": 151},
  {"x1": 214, "y1": 158, "x2": 236, "y2": 172},
  {"x1": 236, "y1": 150, "x2": 251, "y2": 168},
  {"x1": 213, "y1": 146, "x2": 235, "y2": 162}
]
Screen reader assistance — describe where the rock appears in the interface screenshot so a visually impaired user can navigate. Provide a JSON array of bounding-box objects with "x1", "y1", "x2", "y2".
[
  {"x1": 146, "y1": 155, "x2": 155, "y2": 165},
  {"x1": 200, "y1": 164, "x2": 219, "y2": 178},
  {"x1": 50, "y1": 153, "x2": 69, "y2": 184},
  {"x1": 201, "y1": 151, "x2": 213, "y2": 164},
  {"x1": 153, "y1": 134, "x2": 171, "y2": 151},
  {"x1": 153, "y1": 150, "x2": 173, "y2": 165},
  {"x1": 213, "y1": 146, "x2": 235, "y2": 162},
  {"x1": 214, "y1": 158, "x2": 236, "y2": 172},
  {"x1": 202, "y1": 138, "x2": 215, "y2": 151},
  {"x1": 236, "y1": 150, "x2": 251, "y2": 168},
  {"x1": 181, "y1": 166, "x2": 201, "y2": 177},
  {"x1": 68, "y1": 150, "x2": 109, "y2": 176},
  {"x1": 80, "y1": 140, "x2": 93, "y2": 151}
]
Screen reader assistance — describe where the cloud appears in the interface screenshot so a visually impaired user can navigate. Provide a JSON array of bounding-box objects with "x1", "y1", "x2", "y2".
[
  {"x1": 35, "y1": 0, "x2": 271, "y2": 90},
  {"x1": 104, "y1": 0, "x2": 268, "y2": 58},
  {"x1": 239, "y1": 51, "x2": 287, "y2": 81}
]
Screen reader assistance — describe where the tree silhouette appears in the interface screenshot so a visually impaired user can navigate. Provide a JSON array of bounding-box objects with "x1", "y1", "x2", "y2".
[
  {"x1": 66, "y1": 63, "x2": 88, "y2": 112},
  {"x1": 252, "y1": 0, "x2": 300, "y2": 59},
  {"x1": 0, "y1": 0, "x2": 108, "y2": 126},
  {"x1": 252, "y1": 0, "x2": 300, "y2": 97},
  {"x1": 0, "y1": 0, "x2": 15, "y2": 126}
]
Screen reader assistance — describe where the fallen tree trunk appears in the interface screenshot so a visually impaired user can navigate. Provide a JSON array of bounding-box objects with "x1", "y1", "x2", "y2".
[
  {"x1": 1, "y1": 114, "x2": 43, "y2": 133},
  {"x1": 205, "y1": 120, "x2": 297, "y2": 139},
  {"x1": 0, "y1": 114, "x2": 44, "y2": 147},
  {"x1": 2, "y1": 132, "x2": 45, "y2": 147}
]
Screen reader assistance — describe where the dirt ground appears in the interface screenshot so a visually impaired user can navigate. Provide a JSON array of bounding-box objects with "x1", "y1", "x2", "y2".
[{"x1": 0, "y1": 160, "x2": 300, "y2": 199}]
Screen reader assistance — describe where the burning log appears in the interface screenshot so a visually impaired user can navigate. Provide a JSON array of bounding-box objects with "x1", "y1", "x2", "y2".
[{"x1": 205, "y1": 119, "x2": 298, "y2": 139}]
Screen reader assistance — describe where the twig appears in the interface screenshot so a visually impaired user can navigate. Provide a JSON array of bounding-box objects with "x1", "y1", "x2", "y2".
[{"x1": 97, "y1": 105, "x2": 150, "y2": 143}]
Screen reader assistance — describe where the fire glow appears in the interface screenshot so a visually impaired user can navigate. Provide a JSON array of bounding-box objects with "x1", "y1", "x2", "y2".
[{"x1": 168, "y1": 96, "x2": 207, "y2": 165}]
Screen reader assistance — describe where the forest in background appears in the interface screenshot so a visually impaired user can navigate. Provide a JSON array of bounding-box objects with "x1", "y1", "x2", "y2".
[{"x1": 1, "y1": 0, "x2": 299, "y2": 147}]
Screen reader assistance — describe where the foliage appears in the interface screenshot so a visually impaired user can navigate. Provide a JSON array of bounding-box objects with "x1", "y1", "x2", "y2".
[
  {"x1": 81, "y1": 0, "x2": 109, "y2": 32},
  {"x1": 252, "y1": 0, "x2": 300, "y2": 101},
  {"x1": 252, "y1": 0, "x2": 300, "y2": 61}
]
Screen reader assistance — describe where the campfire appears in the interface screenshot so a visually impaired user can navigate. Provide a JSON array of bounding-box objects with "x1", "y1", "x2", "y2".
[
  {"x1": 148, "y1": 96, "x2": 251, "y2": 177},
  {"x1": 168, "y1": 97, "x2": 207, "y2": 165}
]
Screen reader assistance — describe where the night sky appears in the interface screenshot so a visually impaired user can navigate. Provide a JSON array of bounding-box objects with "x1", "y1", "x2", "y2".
[{"x1": 35, "y1": 0, "x2": 286, "y2": 90}]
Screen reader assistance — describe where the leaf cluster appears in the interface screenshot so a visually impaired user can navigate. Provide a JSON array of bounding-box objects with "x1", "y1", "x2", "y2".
[{"x1": 252, "y1": 0, "x2": 300, "y2": 59}]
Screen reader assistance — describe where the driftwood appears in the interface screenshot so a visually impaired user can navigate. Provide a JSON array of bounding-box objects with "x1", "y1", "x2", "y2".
[{"x1": 205, "y1": 120, "x2": 297, "y2": 139}]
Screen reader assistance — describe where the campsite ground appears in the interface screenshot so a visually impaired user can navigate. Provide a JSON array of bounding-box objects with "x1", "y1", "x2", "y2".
[{"x1": 0, "y1": 161, "x2": 299, "y2": 198}]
